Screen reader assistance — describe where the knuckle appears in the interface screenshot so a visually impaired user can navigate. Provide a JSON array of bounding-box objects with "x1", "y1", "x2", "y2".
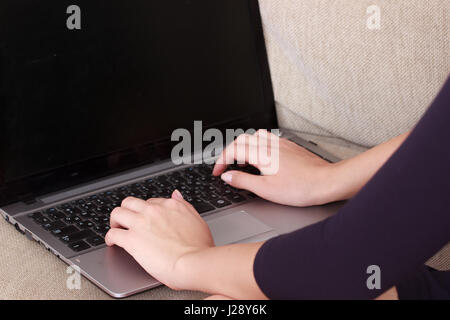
[
  {"x1": 121, "y1": 196, "x2": 134, "y2": 206},
  {"x1": 149, "y1": 208, "x2": 163, "y2": 219},
  {"x1": 143, "y1": 203, "x2": 157, "y2": 215},
  {"x1": 138, "y1": 212, "x2": 150, "y2": 224},
  {"x1": 161, "y1": 198, "x2": 179, "y2": 210},
  {"x1": 110, "y1": 207, "x2": 121, "y2": 217}
]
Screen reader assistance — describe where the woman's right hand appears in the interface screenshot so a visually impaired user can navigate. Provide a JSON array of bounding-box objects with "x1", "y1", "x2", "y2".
[
  {"x1": 213, "y1": 130, "x2": 410, "y2": 207},
  {"x1": 213, "y1": 130, "x2": 338, "y2": 207}
]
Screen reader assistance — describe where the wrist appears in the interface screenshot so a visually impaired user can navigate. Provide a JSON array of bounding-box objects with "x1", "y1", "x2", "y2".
[
  {"x1": 328, "y1": 160, "x2": 355, "y2": 202},
  {"x1": 174, "y1": 243, "x2": 266, "y2": 299},
  {"x1": 317, "y1": 132, "x2": 411, "y2": 205},
  {"x1": 308, "y1": 162, "x2": 347, "y2": 205},
  {"x1": 325, "y1": 158, "x2": 365, "y2": 202},
  {"x1": 174, "y1": 247, "x2": 214, "y2": 292}
]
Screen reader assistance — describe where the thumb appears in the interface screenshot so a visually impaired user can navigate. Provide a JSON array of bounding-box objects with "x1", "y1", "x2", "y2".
[{"x1": 220, "y1": 171, "x2": 264, "y2": 194}]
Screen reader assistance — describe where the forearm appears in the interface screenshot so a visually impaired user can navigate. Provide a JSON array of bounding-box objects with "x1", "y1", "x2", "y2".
[
  {"x1": 174, "y1": 132, "x2": 407, "y2": 298},
  {"x1": 327, "y1": 131, "x2": 410, "y2": 202},
  {"x1": 178, "y1": 242, "x2": 267, "y2": 299},
  {"x1": 253, "y1": 78, "x2": 450, "y2": 299}
]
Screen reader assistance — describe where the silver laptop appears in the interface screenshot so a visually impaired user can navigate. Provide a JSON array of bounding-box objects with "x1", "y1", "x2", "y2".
[{"x1": 0, "y1": 0, "x2": 342, "y2": 298}]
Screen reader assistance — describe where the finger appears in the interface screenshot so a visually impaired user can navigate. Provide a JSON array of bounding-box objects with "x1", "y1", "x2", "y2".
[
  {"x1": 213, "y1": 134, "x2": 258, "y2": 176},
  {"x1": 169, "y1": 190, "x2": 198, "y2": 212},
  {"x1": 110, "y1": 207, "x2": 139, "y2": 229},
  {"x1": 105, "y1": 228, "x2": 131, "y2": 249},
  {"x1": 121, "y1": 196, "x2": 148, "y2": 213},
  {"x1": 220, "y1": 170, "x2": 267, "y2": 195},
  {"x1": 171, "y1": 189, "x2": 184, "y2": 200},
  {"x1": 148, "y1": 190, "x2": 194, "y2": 213},
  {"x1": 254, "y1": 129, "x2": 279, "y2": 155},
  {"x1": 213, "y1": 134, "x2": 250, "y2": 175}
]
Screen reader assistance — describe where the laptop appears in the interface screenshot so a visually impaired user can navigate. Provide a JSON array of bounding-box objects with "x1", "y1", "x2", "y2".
[{"x1": 0, "y1": 0, "x2": 342, "y2": 298}]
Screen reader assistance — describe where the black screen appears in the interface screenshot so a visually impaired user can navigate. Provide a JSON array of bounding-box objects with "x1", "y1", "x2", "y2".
[{"x1": 0, "y1": 0, "x2": 276, "y2": 204}]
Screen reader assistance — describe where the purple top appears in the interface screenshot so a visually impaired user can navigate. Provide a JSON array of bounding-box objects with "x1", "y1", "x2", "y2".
[{"x1": 254, "y1": 77, "x2": 450, "y2": 299}]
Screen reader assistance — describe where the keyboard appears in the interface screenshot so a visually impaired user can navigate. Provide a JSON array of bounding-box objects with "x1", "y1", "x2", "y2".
[{"x1": 26, "y1": 163, "x2": 259, "y2": 253}]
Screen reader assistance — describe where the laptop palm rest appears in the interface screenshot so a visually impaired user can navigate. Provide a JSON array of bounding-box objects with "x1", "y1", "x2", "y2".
[
  {"x1": 72, "y1": 210, "x2": 277, "y2": 298},
  {"x1": 207, "y1": 211, "x2": 275, "y2": 246}
]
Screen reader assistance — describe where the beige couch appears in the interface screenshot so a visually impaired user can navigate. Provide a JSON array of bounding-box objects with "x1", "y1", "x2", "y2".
[{"x1": 1, "y1": 0, "x2": 448, "y2": 299}]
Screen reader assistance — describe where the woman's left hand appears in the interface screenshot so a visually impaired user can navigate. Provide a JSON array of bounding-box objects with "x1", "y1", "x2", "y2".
[{"x1": 105, "y1": 190, "x2": 214, "y2": 291}]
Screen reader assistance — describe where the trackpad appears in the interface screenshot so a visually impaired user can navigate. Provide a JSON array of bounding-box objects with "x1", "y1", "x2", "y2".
[{"x1": 207, "y1": 211, "x2": 274, "y2": 246}]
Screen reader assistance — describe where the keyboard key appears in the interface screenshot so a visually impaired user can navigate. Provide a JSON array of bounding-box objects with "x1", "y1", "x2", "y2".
[
  {"x1": 204, "y1": 192, "x2": 219, "y2": 201},
  {"x1": 192, "y1": 202, "x2": 215, "y2": 214},
  {"x1": 86, "y1": 236, "x2": 105, "y2": 247},
  {"x1": 223, "y1": 188, "x2": 233, "y2": 195},
  {"x1": 45, "y1": 208, "x2": 58, "y2": 215},
  {"x1": 84, "y1": 220, "x2": 95, "y2": 228},
  {"x1": 56, "y1": 204, "x2": 70, "y2": 211},
  {"x1": 51, "y1": 225, "x2": 79, "y2": 237},
  {"x1": 94, "y1": 224, "x2": 110, "y2": 235},
  {"x1": 48, "y1": 211, "x2": 65, "y2": 220},
  {"x1": 35, "y1": 216, "x2": 52, "y2": 225},
  {"x1": 210, "y1": 198, "x2": 231, "y2": 208},
  {"x1": 60, "y1": 229, "x2": 96, "y2": 243},
  {"x1": 28, "y1": 212, "x2": 43, "y2": 219},
  {"x1": 93, "y1": 216, "x2": 103, "y2": 223},
  {"x1": 226, "y1": 193, "x2": 246, "y2": 203},
  {"x1": 64, "y1": 216, "x2": 76, "y2": 224},
  {"x1": 78, "y1": 209, "x2": 89, "y2": 218},
  {"x1": 61, "y1": 207, "x2": 80, "y2": 216},
  {"x1": 69, "y1": 241, "x2": 91, "y2": 252},
  {"x1": 77, "y1": 220, "x2": 95, "y2": 229},
  {"x1": 43, "y1": 220, "x2": 66, "y2": 231}
]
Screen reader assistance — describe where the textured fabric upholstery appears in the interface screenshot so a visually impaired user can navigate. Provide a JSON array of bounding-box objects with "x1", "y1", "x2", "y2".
[{"x1": 259, "y1": 0, "x2": 449, "y2": 146}]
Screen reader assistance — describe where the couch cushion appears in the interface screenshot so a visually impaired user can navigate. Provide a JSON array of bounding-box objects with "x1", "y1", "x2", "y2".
[{"x1": 259, "y1": 0, "x2": 450, "y2": 147}]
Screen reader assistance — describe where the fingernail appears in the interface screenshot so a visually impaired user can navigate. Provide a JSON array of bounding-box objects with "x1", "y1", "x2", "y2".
[
  {"x1": 221, "y1": 172, "x2": 232, "y2": 183},
  {"x1": 173, "y1": 189, "x2": 184, "y2": 200}
]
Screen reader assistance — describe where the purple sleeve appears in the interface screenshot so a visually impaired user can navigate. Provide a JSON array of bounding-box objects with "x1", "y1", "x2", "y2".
[
  {"x1": 397, "y1": 267, "x2": 450, "y2": 300},
  {"x1": 253, "y1": 77, "x2": 450, "y2": 299}
]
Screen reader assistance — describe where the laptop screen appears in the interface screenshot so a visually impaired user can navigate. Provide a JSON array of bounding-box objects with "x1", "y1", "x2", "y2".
[{"x1": 0, "y1": 0, "x2": 276, "y2": 205}]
